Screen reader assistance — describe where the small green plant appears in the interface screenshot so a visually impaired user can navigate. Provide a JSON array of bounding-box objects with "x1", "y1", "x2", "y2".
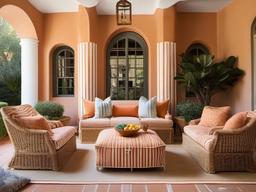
[
  {"x1": 176, "y1": 101, "x2": 204, "y2": 122},
  {"x1": 35, "y1": 101, "x2": 64, "y2": 120},
  {"x1": 0, "y1": 101, "x2": 8, "y2": 137}
]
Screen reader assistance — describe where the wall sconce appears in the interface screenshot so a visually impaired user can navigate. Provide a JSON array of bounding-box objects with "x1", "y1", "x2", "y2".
[{"x1": 116, "y1": 0, "x2": 132, "y2": 25}]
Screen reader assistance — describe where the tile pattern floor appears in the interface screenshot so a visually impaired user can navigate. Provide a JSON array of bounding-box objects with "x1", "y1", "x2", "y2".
[
  {"x1": 1, "y1": 137, "x2": 256, "y2": 192},
  {"x1": 21, "y1": 183, "x2": 256, "y2": 192}
]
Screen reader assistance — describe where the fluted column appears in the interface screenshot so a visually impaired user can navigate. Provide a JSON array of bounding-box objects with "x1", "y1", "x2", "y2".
[
  {"x1": 157, "y1": 41, "x2": 177, "y2": 114},
  {"x1": 20, "y1": 38, "x2": 38, "y2": 106},
  {"x1": 78, "y1": 42, "x2": 97, "y2": 116}
]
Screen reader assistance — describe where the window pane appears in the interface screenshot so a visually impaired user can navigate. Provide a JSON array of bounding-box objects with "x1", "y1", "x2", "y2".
[
  {"x1": 117, "y1": 88, "x2": 126, "y2": 100},
  {"x1": 111, "y1": 78, "x2": 117, "y2": 87},
  {"x1": 110, "y1": 58, "x2": 117, "y2": 68},
  {"x1": 136, "y1": 69, "x2": 144, "y2": 77},
  {"x1": 54, "y1": 46, "x2": 74, "y2": 96},
  {"x1": 129, "y1": 68, "x2": 135, "y2": 78},
  {"x1": 111, "y1": 69, "x2": 117, "y2": 78}
]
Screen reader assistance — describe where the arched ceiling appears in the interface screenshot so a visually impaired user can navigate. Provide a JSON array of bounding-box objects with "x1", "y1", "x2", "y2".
[{"x1": 28, "y1": 0, "x2": 232, "y2": 14}]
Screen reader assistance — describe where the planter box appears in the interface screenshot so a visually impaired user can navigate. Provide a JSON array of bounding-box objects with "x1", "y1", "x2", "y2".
[
  {"x1": 173, "y1": 116, "x2": 188, "y2": 132},
  {"x1": 59, "y1": 116, "x2": 71, "y2": 126}
]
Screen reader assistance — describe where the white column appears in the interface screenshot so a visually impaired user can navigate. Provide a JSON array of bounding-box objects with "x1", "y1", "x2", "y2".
[
  {"x1": 20, "y1": 38, "x2": 38, "y2": 106},
  {"x1": 157, "y1": 41, "x2": 177, "y2": 114},
  {"x1": 78, "y1": 42, "x2": 97, "y2": 116}
]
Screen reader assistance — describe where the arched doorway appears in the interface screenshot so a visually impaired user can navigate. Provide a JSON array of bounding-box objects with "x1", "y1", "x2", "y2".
[
  {"x1": 106, "y1": 32, "x2": 148, "y2": 100},
  {"x1": 0, "y1": 5, "x2": 38, "y2": 106},
  {"x1": 252, "y1": 18, "x2": 256, "y2": 110},
  {"x1": 0, "y1": 17, "x2": 21, "y2": 105}
]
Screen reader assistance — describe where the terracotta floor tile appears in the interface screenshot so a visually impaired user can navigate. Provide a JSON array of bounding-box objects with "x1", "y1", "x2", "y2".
[
  {"x1": 236, "y1": 184, "x2": 256, "y2": 192},
  {"x1": 172, "y1": 184, "x2": 198, "y2": 192},
  {"x1": 148, "y1": 184, "x2": 167, "y2": 192},
  {"x1": 109, "y1": 184, "x2": 121, "y2": 192},
  {"x1": 205, "y1": 184, "x2": 241, "y2": 192},
  {"x1": 60, "y1": 184, "x2": 85, "y2": 192},
  {"x1": 97, "y1": 184, "x2": 109, "y2": 192},
  {"x1": 83, "y1": 184, "x2": 98, "y2": 192},
  {"x1": 132, "y1": 184, "x2": 146, "y2": 192},
  {"x1": 194, "y1": 184, "x2": 209, "y2": 192},
  {"x1": 32, "y1": 184, "x2": 62, "y2": 192}
]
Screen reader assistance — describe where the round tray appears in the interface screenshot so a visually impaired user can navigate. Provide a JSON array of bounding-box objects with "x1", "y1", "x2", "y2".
[{"x1": 115, "y1": 128, "x2": 139, "y2": 137}]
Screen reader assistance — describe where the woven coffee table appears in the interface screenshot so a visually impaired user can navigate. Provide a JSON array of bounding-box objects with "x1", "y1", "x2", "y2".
[{"x1": 95, "y1": 128, "x2": 166, "y2": 171}]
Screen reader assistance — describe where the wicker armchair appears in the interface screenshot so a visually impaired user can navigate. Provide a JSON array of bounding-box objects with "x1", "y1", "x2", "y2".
[
  {"x1": 1, "y1": 105, "x2": 76, "y2": 171},
  {"x1": 183, "y1": 117, "x2": 256, "y2": 173}
]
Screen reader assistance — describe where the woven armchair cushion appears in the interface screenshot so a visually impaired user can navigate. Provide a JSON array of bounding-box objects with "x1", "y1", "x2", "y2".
[
  {"x1": 83, "y1": 99, "x2": 95, "y2": 118},
  {"x1": 184, "y1": 125, "x2": 217, "y2": 151},
  {"x1": 51, "y1": 126, "x2": 76, "y2": 150},
  {"x1": 157, "y1": 100, "x2": 169, "y2": 118},
  {"x1": 223, "y1": 112, "x2": 248, "y2": 130},
  {"x1": 112, "y1": 104, "x2": 138, "y2": 117},
  {"x1": 15, "y1": 115, "x2": 53, "y2": 135},
  {"x1": 199, "y1": 106, "x2": 231, "y2": 127}
]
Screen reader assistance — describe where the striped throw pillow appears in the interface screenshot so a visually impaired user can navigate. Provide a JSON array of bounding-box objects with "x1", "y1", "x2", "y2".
[
  {"x1": 94, "y1": 97, "x2": 112, "y2": 118},
  {"x1": 138, "y1": 96, "x2": 157, "y2": 118}
]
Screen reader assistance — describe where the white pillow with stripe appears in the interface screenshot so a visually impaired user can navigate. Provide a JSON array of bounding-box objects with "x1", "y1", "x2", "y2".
[
  {"x1": 94, "y1": 97, "x2": 112, "y2": 118},
  {"x1": 138, "y1": 96, "x2": 157, "y2": 118}
]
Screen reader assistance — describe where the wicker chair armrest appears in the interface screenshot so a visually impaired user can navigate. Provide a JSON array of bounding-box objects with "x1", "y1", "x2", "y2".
[
  {"x1": 213, "y1": 118, "x2": 256, "y2": 153},
  {"x1": 208, "y1": 126, "x2": 224, "y2": 135},
  {"x1": 47, "y1": 120, "x2": 63, "y2": 129},
  {"x1": 188, "y1": 118, "x2": 201, "y2": 125}
]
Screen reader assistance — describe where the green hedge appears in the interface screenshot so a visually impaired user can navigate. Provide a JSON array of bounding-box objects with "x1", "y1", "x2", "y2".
[
  {"x1": 0, "y1": 102, "x2": 8, "y2": 137},
  {"x1": 34, "y1": 101, "x2": 64, "y2": 120}
]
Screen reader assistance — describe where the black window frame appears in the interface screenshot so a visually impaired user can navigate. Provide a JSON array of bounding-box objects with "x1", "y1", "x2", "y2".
[
  {"x1": 106, "y1": 31, "x2": 148, "y2": 100},
  {"x1": 52, "y1": 46, "x2": 75, "y2": 97}
]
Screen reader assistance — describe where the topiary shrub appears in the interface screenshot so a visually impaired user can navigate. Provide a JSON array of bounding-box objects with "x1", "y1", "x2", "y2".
[
  {"x1": 34, "y1": 101, "x2": 64, "y2": 120},
  {"x1": 176, "y1": 101, "x2": 204, "y2": 122},
  {"x1": 0, "y1": 102, "x2": 8, "y2": 137}
]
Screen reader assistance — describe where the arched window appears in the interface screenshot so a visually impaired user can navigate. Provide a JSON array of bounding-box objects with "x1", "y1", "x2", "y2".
[
  {"x1": 185, "y1": 43, "x2": 209, "y2": 57},
  {"x1": 107, "y1": 32, "x2": 148, "y2": 100},
  {"x1": 52, "y1": 46, "x2": 74, "y2": 97}
]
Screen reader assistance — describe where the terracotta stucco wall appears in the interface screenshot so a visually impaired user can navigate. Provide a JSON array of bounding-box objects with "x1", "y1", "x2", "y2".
[
  {"x1": 213, "y1": 0, "x2": 256, "y2": 112},
  {"x1": 176, "y1": 12, "x2": 218, "y2": 57},
  {"x1": 43, "y1": 13, "x2": 78, "y2": 125}
]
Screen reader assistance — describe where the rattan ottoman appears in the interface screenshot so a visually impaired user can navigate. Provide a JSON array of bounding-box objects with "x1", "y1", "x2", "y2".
[{"x1": 95, "y1": 129, "x2": 166, "y2": 171}]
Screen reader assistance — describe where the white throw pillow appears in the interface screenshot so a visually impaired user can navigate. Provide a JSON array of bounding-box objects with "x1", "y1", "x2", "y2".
[
  {"x1": 94, "y1": 97, "x2": 112, "y2": 118},
  {"x1": 138, "y1": 96, "x2": 157, "y2": 118}
]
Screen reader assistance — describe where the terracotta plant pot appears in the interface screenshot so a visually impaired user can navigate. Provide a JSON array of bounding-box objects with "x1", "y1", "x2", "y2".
[
  {"x1": 59, "y1": 116, "x2": 71, "y2": 126},
  {"x1": 173, "y1": 116, "x2": 188, "y2": 132}
]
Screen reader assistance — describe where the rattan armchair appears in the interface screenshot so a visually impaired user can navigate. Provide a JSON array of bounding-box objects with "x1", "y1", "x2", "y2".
[
  {"x1": 1, "y1": 105, "x2": 76, "y2": 171},
  {"x1": 183, "y1": 117, "x2": 256, "y2": 173}
]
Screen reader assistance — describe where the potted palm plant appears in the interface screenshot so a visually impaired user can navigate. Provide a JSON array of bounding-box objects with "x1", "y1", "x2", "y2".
[{"x1": 175, "y1": 54, "x2": 244, "y2": 105}]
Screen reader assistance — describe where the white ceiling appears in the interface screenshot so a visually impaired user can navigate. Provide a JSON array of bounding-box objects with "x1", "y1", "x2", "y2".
[{"x1": 28, "y1": 0, "x2": 232, "y2": 14}]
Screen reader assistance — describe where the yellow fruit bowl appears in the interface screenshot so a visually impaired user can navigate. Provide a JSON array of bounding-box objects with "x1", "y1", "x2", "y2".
[{"x1": 115, "y1": 124, "x2": 140, "y2": 137}]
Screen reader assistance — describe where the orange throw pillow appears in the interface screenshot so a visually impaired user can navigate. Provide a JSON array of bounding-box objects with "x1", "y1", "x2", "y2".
[
  {"x1": 112, "y1": 104, "x2": 138, "y2": 117},
  {"x1": 83, "y1": 99, "x2": 95, "y2": 118},
  {"x1": 15, "y1": 115, "x2": 53, "y2": 135},
  {"x1": 157, "y1": 100, "x2": 169, "y2": 118},
  {"x1": 199, "y1": 106, "x2": 231, "y2": 127},
  {"x1": 223, "y1": 112, "x2": 248, "y2": 130}
]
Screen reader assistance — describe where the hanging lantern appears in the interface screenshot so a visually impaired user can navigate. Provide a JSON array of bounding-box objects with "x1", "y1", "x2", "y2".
[{"x1": 116, "y1": 0, "x2": 132, "y2": 25}]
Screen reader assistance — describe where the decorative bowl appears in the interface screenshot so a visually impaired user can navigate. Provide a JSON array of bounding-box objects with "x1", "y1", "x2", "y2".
[
  {"x1": 115, "y1": 128, "x2": 140, "y2": 137},
  {"x1": 115, "y1": 124, "x2": 140, "y2": 137}
]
